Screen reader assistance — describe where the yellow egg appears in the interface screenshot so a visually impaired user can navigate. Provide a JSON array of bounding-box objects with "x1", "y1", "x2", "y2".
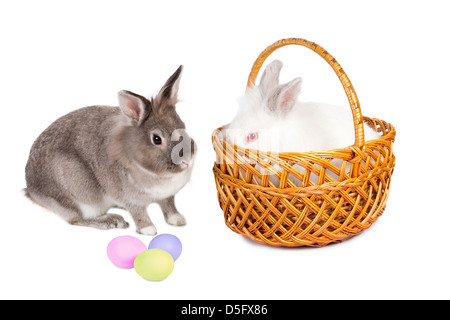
[{"x1": 134, "y1": 249, "x2": 174, "y2": 281}]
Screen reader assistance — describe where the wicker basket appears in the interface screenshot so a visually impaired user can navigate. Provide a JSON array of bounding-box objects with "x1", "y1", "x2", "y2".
[{"x1": 212, "y1": 38, "x2": 396, "y2": 247}]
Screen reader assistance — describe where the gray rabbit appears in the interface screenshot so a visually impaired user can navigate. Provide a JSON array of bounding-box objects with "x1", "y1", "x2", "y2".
[{"x1": 25, "y1": 66, "x2": 195, "y2": 235}]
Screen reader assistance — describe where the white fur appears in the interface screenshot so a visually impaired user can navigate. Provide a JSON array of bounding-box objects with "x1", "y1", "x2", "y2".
[
  {"x1": 165, "y1": 213, "x2": 186, "y2": 226},
  {"x1": 78, "y1": 197, "x2": 118, "y2": 219},
  {"x1": 139, "y1": 225, "x2": 157, "y2": 235},
  {"x1": 227, "y1": 86, "x2": 380, "y2": 153},
  {"x1": 133, "y1": 162, "x2": 192, "y2": 201},
  {"x1": 143, "y1": 171, "x2": 191, "y2": 200},
  {"x1": 78, "y1": 203, "x2": 102, "y2": 219}
]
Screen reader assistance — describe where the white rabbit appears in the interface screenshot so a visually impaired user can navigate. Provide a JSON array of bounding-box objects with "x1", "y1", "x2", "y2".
[{"x1": 226, "y1": 60, "x2": 380, "y2": 186}]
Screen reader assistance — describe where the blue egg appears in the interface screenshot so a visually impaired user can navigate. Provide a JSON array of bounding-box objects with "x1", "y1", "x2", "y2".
[{"x1": 148, "y1": 234, "x2": 182, "y2": 261}]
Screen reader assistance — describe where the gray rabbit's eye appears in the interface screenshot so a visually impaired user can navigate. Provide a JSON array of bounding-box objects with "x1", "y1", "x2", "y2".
[{"x1": 152, "y1": 134, "x2": 162, "y2": 145}]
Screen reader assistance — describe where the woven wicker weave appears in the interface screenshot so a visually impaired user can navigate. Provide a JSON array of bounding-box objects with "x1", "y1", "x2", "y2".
[{"x1": 212, "y1": 38, "x2": 396, "y2": 247}]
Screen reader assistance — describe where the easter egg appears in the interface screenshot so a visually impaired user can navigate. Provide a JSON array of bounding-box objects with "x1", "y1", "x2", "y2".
[
  {"x1": 134, "y1": 249, "x2": 174, "y2": 281},
  {"x1": 107, "y1": 236, "x2": 147, "y2": 269},
  {"x1": 148, "y1": 233, "x2": 182, "y2": 261}
]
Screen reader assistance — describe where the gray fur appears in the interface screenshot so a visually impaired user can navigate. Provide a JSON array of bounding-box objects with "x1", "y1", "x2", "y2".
[{"x1": 25, "y1": 65, "x2": 195, "y2": 235}]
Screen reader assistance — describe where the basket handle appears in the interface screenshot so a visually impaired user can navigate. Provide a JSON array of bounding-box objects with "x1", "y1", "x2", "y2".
[{"x1": 247, "y1": 38, "x2": 365, "y2": 148}]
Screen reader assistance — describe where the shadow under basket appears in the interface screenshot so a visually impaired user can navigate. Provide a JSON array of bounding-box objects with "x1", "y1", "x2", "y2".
[{"x1": 212, "y1": 38, "x2": 396, "y2": 247}]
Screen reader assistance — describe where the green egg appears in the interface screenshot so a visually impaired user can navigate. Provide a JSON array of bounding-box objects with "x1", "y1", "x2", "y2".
[{"x1": 134, "y1": 249, "x2": 174, "y2": 281}]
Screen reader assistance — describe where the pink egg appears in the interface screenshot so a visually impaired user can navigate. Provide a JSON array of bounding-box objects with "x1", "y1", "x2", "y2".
[{"x1": 107, "y1": 236, "x2": 147, "y2": 269}]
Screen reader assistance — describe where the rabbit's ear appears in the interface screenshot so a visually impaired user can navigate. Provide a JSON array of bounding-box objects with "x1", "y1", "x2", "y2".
[
  {"x1": 266, "y1": 77, "x2": 302, "y2": 115},
  {"x1": 157, "y1": 65, "x2": 183, "y2": 106},
  {"x1": 259, "y1": 60, "x2": 283, "y2": 95},
  {"x1": 118, "y1": 90, "x2": 149, "y2": 125}
]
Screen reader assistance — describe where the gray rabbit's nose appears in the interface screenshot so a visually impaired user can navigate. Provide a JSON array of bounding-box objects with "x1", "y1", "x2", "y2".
[{"x1": 170, "y1": 129, "x2": 195, "y2": 167}]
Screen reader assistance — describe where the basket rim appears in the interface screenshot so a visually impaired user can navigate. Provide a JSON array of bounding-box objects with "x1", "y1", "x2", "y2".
[{"x1": 212, "y1": 116, "x2": 396, "y2": 160}]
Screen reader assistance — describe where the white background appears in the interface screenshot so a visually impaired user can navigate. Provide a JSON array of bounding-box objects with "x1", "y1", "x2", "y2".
[{"x1": 1, "y1": 0, "x2": 449, "y2": 300}]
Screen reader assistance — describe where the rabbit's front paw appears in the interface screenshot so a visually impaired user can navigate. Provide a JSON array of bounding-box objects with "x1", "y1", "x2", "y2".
[
  {"x1": 137, "y1": 225, "x2": 157, "y2": 236},
  {"x1": 165, "y1": 212, "x2": 186, "y2": 226},
  {"x1": 109, "y1": 214, "x2": 130, "y2": 229},
  {"x1": 70, "y1": 213, "x2": 129, "y2": 230}
]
